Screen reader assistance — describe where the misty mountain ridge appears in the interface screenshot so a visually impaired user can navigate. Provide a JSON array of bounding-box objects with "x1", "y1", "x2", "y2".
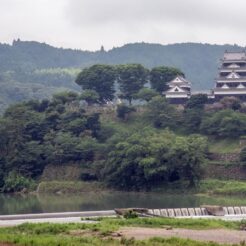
[{"x1": 0, "y1": 39, "x2": 243, "y2": 113}]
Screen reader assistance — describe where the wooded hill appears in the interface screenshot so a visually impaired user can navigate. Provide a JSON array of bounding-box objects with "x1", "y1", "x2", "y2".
[{"x1": 0, "y1": 39, "x2": 242, "y2": 113}]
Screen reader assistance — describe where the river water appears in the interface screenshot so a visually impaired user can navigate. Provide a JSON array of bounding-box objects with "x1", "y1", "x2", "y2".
[{"x1": 0, "y1": 192, "x2": 245, "y2": 215}]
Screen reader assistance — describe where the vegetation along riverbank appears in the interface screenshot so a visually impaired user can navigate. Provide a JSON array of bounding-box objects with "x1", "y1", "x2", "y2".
[{"x1": 1, "y1": 64, "x2": 246, "y2": 195}]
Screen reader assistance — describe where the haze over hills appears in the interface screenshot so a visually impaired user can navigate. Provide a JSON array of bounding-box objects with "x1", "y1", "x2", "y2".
[{"x1": 0, "y1": 39, "x2": 243, "y2": 113}]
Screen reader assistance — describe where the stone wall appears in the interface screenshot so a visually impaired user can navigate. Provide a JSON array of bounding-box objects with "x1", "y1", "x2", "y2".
[
  {"x1": 205, "y1": 163, "x2": 246, "y2": 180},
  {"x1": 41, "y1": 164, "x2": 83, "y2": 181},
  {"x1": 208, "y1": 153, "x2": 239, "y2": 162}
]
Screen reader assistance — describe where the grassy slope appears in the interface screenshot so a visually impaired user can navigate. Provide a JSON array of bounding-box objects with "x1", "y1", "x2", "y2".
[
  {"x1": 102, "y1": 110, "x2": 243, "y2": 154},
  {"x1": 209, "y1": 138, "x2": 242, "y2": 154},
  {"x1": 199, "y1": 179, "x2": 246, "y2": 195},
  {"x1": 37, "y1": 181, "x2": 105, "y2": 193}
]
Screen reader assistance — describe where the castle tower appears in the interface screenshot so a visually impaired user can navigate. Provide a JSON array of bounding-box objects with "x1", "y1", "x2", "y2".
[
  {"x1": 164, "y1": 76, "x2": 191, "y2": 104},
  {"x1": 213, "y1": 51, "x2": 246, "y2": 101}
]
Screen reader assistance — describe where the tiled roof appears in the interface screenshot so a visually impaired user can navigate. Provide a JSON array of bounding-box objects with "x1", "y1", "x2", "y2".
[
  {"x1": 223, "y1": 51, "x2": 246, "y2": 60},
  {"x1": 168, "y1": 76, "x2": 191, "y2": 85}
]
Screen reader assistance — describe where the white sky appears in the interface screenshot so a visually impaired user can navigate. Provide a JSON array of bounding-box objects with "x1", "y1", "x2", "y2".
[{"x1": 1, "y1": 0, "x2": 246, "y2": 51}]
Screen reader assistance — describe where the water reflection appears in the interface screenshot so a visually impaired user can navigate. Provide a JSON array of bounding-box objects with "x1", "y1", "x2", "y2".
[{"x1": 0, "y1": 192, "x2": 245, "y2": 215}]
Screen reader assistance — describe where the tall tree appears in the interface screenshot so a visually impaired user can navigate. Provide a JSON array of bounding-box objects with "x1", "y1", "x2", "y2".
[
  {"x1": 150, "y1": 66, "x2": 184, "y2": 93},
  {"x1": 117, "y1": 64, "x2": 149, "y2": 104},
  {"x1": 75, "y1": 64, "x2": 116, "y2": 103}
]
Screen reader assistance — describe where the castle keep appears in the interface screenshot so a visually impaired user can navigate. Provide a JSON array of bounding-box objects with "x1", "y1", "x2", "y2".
[{"x1": 213, "y1": 51, "x2": 246, "y2": 101}]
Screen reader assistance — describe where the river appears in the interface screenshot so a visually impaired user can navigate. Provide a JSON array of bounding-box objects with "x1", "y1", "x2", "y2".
[{"x1": 0, "y1": 192, "x2": 245, "y2": 215}]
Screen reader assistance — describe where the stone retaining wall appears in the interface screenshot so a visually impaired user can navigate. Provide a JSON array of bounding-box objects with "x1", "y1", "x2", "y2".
[
  {"x1": 41, "y1": 164, "x2": 83, "y2": 181},
  {"x1": 205, "y1": 164, "x2": 246, "y2": 180},
  {"x1": 209, "y1": 153, "x2": 239, "y2": 162}
]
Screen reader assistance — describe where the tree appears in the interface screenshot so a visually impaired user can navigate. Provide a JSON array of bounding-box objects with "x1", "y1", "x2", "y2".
[
  {"x1": 183, "y1": 109, "x2": 203, "y2": 133},
  {"x1": 185, "y1": 94, "x2": 208, "y2": 110},
  {"x1": 117, "y1": 64, "x2": 149, "y2": 104},
  {"x1": 52, "y1": 91, "x2": 79, "y2": 105},
  {"x1": 200, "y1": 110, "x2": 246, "y2": 138},
  {"x1": 134, "y1": 88, "x2": 158, "y2": 102},
  {"x1": 80, "y1": 90, "x2": 99, "y2": 105},
  {"x1": 75, "y1": 64, "x2": 116, "y2": 103},
  {"x1": 116, "y1": 104, "x2": 136, "y2": 120},
  {"x1": 103, "y1": 130, "x2": 207, "y2": 190},
  {"x1": 219, "y1": 97, "x2": 241, "y2": 111},
  {"x1": 183, "y1": 94, "x2": 208, "y2": 133},
  {"x1": 150, "y1": 66, "x2": 184, "y2": 94},
  {"x1": 146, "y1": 96, "x2": 181, "y2": 129}
]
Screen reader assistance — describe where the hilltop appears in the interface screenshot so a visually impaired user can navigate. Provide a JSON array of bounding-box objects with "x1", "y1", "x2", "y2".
[{"x1": 0, "y1": 40, "x2": 243, "y2": 112}]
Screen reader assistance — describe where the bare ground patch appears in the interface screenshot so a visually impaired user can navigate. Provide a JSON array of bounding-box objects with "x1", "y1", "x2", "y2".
[{"x1": 119, "y1": 227, "x2": 246, "y2": 244}]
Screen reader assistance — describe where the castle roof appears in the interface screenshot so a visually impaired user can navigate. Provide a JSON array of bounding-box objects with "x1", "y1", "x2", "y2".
[
  {"x1": 223, "y1": 51, "x2": 246, "y2": 61},
  {"x1": 167, "y1": 76, "x2": 191, "y2": 86}
]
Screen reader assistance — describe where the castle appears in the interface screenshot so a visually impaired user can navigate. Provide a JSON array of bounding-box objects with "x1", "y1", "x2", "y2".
[{"x1": 165, "y1": 51, "x2": 246, "y2": 103}]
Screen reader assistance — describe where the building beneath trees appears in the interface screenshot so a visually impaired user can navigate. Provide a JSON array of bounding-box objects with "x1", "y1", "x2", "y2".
[
  {"x1": 164, "y1": 76, "x2": 191, "y2": 104},
  {"x1": 213, "y1": 51, "x2": 246, "y2": 102}
]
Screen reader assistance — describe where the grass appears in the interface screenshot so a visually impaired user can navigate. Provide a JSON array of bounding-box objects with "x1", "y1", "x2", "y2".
[
  {"x1": 36, "y1": 179, "x2": 246, "y2": 197},
  {"x1": 95, "y1": 217, "x2": 241, "y2": 230},
  {"x1": 199, "y1": 179, "x2": 246, "y2": 195},
  {"x1": 0, "y1": 219, "x2": 243, "y2": 246},
  {"x1": 209, "y1": 138, "x2": 241, "y2": 154},
  {"x1": 37, "y1": 179, "x2": 246, "y2": 196}
]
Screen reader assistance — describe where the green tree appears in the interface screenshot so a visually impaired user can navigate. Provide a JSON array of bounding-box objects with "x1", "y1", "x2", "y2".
[
  {"x1": 200, "y1": 110, "x2": 246, "y2": 138},
  {"x1": 146, "y1": 96, "x2": 181, "y2": 129},
  {"x1": 52, "y1": 91, "x2": 79, "y2": 105},
  {"x1": 75, "y1": 64, "x2": 116, "y2": 103},
  {"x1": 80, "y1": 90, "x2": 99, "y2": 105},
  {"x1": 183, "y1": 94, "x2": 208, "y2": 133},
  {"x1": 183, "y1": 109, "x2": 203, "y2": 133},
  {"x1": 103, "y1": 130, "x2": 207, "y2": 190},
  {"x1": 116, "y1": 104, "x2": 136, "y2": 120},
  {"x1": 117, "y1": 64, "x2": 149, "y2": 104},
  {"x1": 185, "y1": 94, "x2": 208, "y2": 110},
  {"x1": 134, "y1": 88, "x2": 158, "y2": 102},
  {"x1": 150, "y1": 66, "x2": 184, "y2": 93},
  {"x1": 219, "y1": 96, "x2": 241, "y2": 111}
]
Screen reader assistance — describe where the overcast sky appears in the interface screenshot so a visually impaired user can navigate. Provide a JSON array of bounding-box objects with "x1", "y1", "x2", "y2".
[{"x1": 1, "y1": 0, "x2": 246, "y2": 51}]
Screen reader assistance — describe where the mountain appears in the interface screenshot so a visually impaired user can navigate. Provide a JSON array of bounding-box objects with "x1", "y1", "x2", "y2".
[{"x1": 0, "y1": 39, "x2": 243, "y2": 113}]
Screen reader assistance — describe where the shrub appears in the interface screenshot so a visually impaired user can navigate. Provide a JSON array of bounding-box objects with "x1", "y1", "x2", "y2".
[
  {"x1": 3, "y1": 172, "x2": 36, "y2": 192},
  {"x1": 123, "y1": 210, "x2": 138, "y2": 219},
  {"x1": 116, "y1": 104, "x2": 136, "y2": 120}
]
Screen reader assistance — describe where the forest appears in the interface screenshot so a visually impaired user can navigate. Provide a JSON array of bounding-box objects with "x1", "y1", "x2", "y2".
[{"x1": 0, "y1": 63, "x2": 246, "y2": 192}]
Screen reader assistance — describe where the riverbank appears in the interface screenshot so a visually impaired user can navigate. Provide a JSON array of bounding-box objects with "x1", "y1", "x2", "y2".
[
  {"x1": 35, "y1": 179, "x2": 246, "y2": 196},
  {"x1": 0, "y1": 218, "x2": 246, "y2": 245}
]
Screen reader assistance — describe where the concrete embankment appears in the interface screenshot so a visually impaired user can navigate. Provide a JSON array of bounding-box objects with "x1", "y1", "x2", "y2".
[
  {"x1": 0, "y1": 210, "x2": 116, "y2": 227},
  {"x1": 1, "y1": 206, "x2": 246, "y2": 227},
  {"x1": 0, "y1": 210, "x2": 116, "y2": 221}
]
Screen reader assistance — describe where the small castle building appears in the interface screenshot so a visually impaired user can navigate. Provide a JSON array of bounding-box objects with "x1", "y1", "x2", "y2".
[{"x1": 164, "y1": 76, "x2": 191, "y2": 104}]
